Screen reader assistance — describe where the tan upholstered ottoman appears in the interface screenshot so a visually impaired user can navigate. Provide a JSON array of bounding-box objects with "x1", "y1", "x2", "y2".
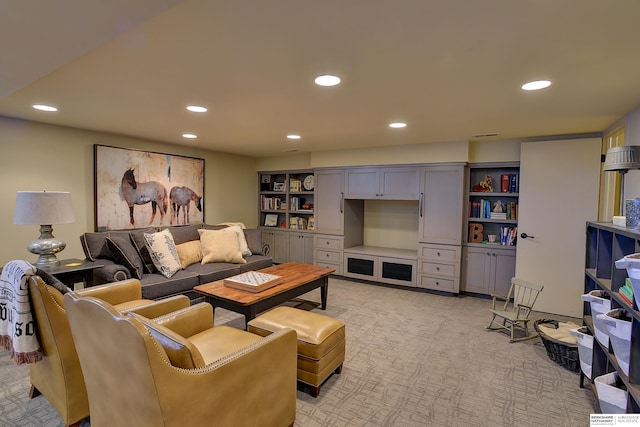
[{"x1": 248, "y1": 306, "x2": 345, "y2": 397}]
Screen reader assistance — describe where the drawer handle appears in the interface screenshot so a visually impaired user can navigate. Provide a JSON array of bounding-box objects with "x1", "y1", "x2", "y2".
[
  {"x1": 436, "y1": 267, "x2": 440, "y2": 271},
  {"x1": 437, "y1": 252, "x2": 440, "y2": 256},
  {"x1": 326, "y1": 241, "x2": 330, "y2": 245},
  {"x1": 326, "y1": 254, "x2": 330, "y2": 258}
]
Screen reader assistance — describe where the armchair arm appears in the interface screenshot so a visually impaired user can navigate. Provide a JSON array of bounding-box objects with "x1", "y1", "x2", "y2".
[
  {"x1": 151, "y1": 302, "x2": 214, "y2": 338},
  {"x1": 124, "y1": 295, "x2": 191, "y2": 318},
  {"x1": 76, "y1": 278, "x2": 142, "y2": 305}
]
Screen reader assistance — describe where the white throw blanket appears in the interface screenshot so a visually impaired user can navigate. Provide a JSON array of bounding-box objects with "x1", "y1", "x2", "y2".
[{"x1": 0, "y1": 260, "x2": 43, "y2": 365}]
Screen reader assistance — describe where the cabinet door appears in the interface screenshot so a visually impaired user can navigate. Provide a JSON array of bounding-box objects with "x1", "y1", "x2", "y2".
[
  {"x1": 462, "y1": 247, "x2": 490, "y2": 294},
  {"x1": 344, "y1": 168, "x2": 379, "y2": 199},
  {"x1": 490, "y1": 248, "x2": 516, "y2": 296},
  {"x1": 380, "y1": 167, "x2": 419, "y2": 200},
  {"x1": 270, "y1": 230, "x2": 289, "y2": 263},
  {"x1": 419, "y1": 165, "x2": 464, "y2": 244},
  {"x1": 288, "y1": 233, "x2": 314, "y2": 264},
  {"x1": 314, "y1": 169, "x2": 345, "y2": 235}
]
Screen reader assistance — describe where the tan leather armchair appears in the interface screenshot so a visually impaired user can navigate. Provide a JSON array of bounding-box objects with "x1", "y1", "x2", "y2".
[
  {"x1": 28, "y1": 276, "x2": 190, "y2": 427},
  {"x1": 64, "y1": 293, "x2": 298, "y2": 427}
]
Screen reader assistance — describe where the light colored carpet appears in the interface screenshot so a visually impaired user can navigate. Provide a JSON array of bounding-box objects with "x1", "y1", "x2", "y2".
[{"x1": 0, "y1": 277, "x2": 597, "y2": 426}]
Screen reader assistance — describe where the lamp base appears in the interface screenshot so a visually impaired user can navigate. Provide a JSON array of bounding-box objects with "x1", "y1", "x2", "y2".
[{"x1": 27, "y1": 225, "x2": 66, "y2": 268}]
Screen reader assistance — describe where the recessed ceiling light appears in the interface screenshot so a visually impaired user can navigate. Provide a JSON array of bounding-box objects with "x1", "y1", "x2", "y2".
[
  {"x1": 314, "y1": 75, "x2": 341, "y2": 87},
  {"x1": 32, "y1": 104, "x2": 58, "y2": 112},
  {"x1": 186, "y1": 105, "x2": 207, "y2": 113},
  {"x1": 182, "y1": 133, "x2": 197, "y2": 139},
  {"x1": 389, "y1": 122, "x2": 407, "y2": 129},
  {"x1": 287, "y1": 134, "x2": 301, "y2": 140},
  {"x1": 521, "y1": 80, "x2": 551, "y2": 91}
]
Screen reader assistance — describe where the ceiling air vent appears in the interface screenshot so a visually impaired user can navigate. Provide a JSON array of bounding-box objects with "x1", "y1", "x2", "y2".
[{"x1": 472, "y1": 133, "x2": 499, "y2": 138}]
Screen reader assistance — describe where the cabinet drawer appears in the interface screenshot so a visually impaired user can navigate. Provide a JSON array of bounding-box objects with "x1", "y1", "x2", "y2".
[
  {"x1": 314, "y1": 261, "x2": 342, "y2": 276},
  {"x1": 314, "y1": 235, "x2": 343, "y2": 250},
  {"x1": 315, "y1": 250, "x2": 342, "y2": 263},
  {"x1": 419, "y1": 244, "x2": 460, "y2": 263},
  {"x1": 419, "y1": 261, "x2": 457, "y2": 278},
  {"x1": 418, "y1": 275, "x2": 457, "y2": 292}
]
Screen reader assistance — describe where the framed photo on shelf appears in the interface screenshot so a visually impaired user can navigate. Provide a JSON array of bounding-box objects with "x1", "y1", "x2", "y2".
[
  {"x1": 264, "y1": 214, "x2": 278, "y2": 227},
  {"x1": 273, "y1": 182, "x2": 285, "y2": 192},
  {"x1": 307, "y1": 216, "x2": 315, "y2": 230}
]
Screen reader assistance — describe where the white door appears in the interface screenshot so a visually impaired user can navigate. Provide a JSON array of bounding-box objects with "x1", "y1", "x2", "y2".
[{"x1": 516, "y1": 137, "x2": 601, "y2": 317}]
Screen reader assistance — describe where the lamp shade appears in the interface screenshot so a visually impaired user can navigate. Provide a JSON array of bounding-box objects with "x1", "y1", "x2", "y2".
[
  {"x1": 603, "y1": 146, "x2": 640, "y2": 172},
  {"x1": 13, "y1": 191, "x2": 75, "y2": 225}
]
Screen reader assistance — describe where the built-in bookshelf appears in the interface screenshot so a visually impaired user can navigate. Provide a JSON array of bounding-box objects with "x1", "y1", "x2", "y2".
[
  {"x1": 465, "y1": 162, "x2": 519, "y2": 247},
  {"x1": 259, "y1": 170, "x2": 315, "y2": 231}
]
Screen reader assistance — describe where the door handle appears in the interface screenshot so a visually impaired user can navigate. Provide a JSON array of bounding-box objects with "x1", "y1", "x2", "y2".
[
  {"x1": 419, "y1": 192, "x2": 424, "y2": 217},
  {"x1": 340, "y1": 192, "x2": 344, "y2": 213},
  {"x1": 520, "y1": 233, "x2": 534, "y2": 239}
]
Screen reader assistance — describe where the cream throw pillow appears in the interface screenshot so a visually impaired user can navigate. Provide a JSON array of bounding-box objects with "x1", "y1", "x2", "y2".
[
  {"x1": 143, "y1": 229, "x2": 182, "y2": 278},
  {"x1": 219, "y1": 225, "x2": 252, "y2": 257},
  {"x1": 175, "y1": 240, "x2": 203, "y2": 269},
  {"x1": 198, "y1": 229, "x2": 246, "y2": 264}
]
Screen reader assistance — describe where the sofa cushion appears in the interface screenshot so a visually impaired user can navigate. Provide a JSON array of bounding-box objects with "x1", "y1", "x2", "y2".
[
  {"x1": 243, "y1": 228, "x2": 264, "y2": 255},
  {"x1": 130, "y1": 227, "x2": 158, "y2": 274},
  {"x1": 175, "y1": 240, "x2": 203, "y2": 269},
  {"x1": 80, "y1": 230, "x2": 135, "y2": 261},
  {"x1": 140, "y1": 270, "x2": 200, "y2": 300},
  {"x1": 144, "y1": 229, "x2": 182, "y2": 278},
  {"x1": 166, "y1": 225, "x2": 202, "y2": 245},
  {"x1": 198, "y1": 229, "x2": 246, "y2": 264},
  {"x1": 106, "y1": 235, "x2": 144, "y2": 279},
  {"x1": 218, "y1": 225, "x2": 252, "y2": 257}
]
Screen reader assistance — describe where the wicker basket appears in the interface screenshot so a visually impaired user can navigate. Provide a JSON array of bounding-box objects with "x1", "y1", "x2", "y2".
[{"x1": 534, "y1": 319, "x2": 580, "y2": 373}]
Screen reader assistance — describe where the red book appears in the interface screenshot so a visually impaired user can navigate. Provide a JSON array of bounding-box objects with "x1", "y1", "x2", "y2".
[{"x1": 501, "y1": 174, "x2": 509, "y2": 192}]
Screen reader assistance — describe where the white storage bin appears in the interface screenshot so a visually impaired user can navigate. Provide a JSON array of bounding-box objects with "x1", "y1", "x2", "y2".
[
  {"x1": 597, "y1": 309, "x2": 632, "y2": 376},
  {"x1": 594, "y1": 372, "x2": 628, "y2": 414},
  {"x1": 616, "y1": 253, "x2": 640, "y2": 308},
  {"x1": 569, "y1": 327, "x2": 593, "y2": 379},
  {"x1": 581, "y1": 290, "x2": 611, "y2": 347}
]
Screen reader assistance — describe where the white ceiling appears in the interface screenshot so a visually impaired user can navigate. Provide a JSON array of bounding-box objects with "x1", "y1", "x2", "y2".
[{"x1": 2, "y1": 0, "x2": 640, "y2": 158}]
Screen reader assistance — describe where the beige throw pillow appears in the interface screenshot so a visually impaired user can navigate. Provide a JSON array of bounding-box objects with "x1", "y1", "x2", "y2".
[
  {"x1": 219, "y1": 225, "x2": 252, "y2": 257},
  {"x1": 198, "y1": 229, "x2": 246, "y2": 264},
  {"x1": 175, "y1": 240, "x2": 203, "y2": 269},
  {"x1": 143, "y1": 229, "x2": 182, "y2": 278}
]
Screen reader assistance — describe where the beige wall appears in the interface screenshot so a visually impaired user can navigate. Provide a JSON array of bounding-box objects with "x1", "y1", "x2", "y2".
[{"x1": 0, "y1": 117, "x2": 257, "y2": 266}]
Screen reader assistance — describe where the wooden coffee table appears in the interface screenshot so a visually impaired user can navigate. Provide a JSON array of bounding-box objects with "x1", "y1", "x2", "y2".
[{"x1": 194, "y1": 262, "x2": 335, "y2": 327}]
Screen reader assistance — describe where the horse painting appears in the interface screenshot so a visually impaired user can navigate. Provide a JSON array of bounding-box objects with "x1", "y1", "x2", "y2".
[
  {"x1": 120, "y1": 168, "x2": 168, "y2": 226},
  {"x1": 169, "y1": 186, "x2": 203, "y2": 225}
]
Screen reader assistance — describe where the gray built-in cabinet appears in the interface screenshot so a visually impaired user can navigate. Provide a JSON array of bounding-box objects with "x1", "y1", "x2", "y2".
[
  {"x1": 259, "y1": 162, "x2": 516, "y2": 296},
  {"x1": 461, "y1": 162, "x2": 519, "y2": 295}
]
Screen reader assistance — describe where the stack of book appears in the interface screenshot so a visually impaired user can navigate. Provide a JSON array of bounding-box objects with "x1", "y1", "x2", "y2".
[{"x1": 619, "y1": 278, "x2": 635, "y2": 306}]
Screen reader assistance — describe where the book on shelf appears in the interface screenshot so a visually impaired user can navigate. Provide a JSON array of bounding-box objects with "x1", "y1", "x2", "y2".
[
  {"x1": 223, "y1": 271, "x2": 283, "y2": 293},
  {"x1": 490, "y1": 212, "x2": 507, "y2": 219},
  {"x1": 500, "y1": 174, "x2": 509, "y2": 192},
  {"x1": 499, "y1": 226, "x2": 517, "y2": 246}
]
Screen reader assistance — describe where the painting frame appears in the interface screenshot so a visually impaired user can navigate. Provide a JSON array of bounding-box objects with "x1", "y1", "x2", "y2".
[{"x1": 94, "y1": 144, "x2": 205, "y2": 231}]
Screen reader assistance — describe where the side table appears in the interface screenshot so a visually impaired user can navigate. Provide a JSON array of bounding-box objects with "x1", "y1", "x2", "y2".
[{"x1": 41, "y1": 258, "x2": 104, "y2": 289}]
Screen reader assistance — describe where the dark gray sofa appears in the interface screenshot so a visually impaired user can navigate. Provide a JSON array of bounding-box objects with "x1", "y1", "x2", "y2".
[{"x1": 80, "y1": 224, "x2": 272, "y2": 301}]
